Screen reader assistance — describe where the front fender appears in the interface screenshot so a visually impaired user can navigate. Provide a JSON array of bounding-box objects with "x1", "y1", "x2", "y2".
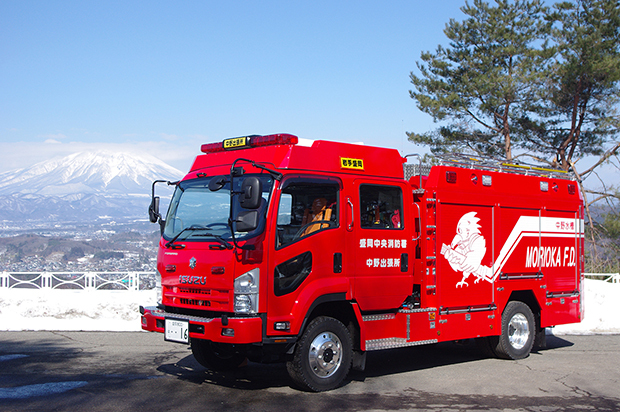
[{"x1": 276, "y1": 277, "x2": 350, "y2": 336}]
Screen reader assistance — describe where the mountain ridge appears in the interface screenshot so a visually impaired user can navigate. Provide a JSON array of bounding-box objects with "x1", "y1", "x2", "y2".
[
  {"x1": 0, "y1": 151, "x2": 183, "y2": 196},
  {"x1": 0, "y1": 151, "x2": 185, "y2": 225}
]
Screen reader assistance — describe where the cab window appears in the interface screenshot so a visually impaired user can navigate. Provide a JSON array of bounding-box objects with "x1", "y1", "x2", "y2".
[
  {"x1": 359, "y1": 185, "x2": 403, "y2": 229},
  {"x1": 276, "y1": 177, "x2": 340, "y2": 248}
]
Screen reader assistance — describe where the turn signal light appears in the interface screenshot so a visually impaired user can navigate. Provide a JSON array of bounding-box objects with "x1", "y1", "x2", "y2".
[{"x1": 274, "y1": 321, "x2": 290, "y2": 331}]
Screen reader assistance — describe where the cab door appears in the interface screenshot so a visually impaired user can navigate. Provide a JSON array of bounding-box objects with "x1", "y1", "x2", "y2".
[
  {"x1": 266, "y1": 175, "x2": 346, "y2": 336},
  {"x1": 351, "y1": 180, "x2": 414, "y2": 311}
]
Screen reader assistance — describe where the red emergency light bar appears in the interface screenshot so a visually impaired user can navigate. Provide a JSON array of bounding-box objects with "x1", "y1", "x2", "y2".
[{"x1": 201, "y1": 133, "x2": 299, "y2": 154}]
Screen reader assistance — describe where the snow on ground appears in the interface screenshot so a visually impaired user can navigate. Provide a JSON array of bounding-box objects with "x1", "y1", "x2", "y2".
[
  {"x1": 0, "y1": 279, "x2": 618, "y2": 334},
  {"x1": 0, "y1": 289, "x2": 157, "y2": 332},
  {"x1": 552, "y1": 278, "x2": 620, "y2": 335}
]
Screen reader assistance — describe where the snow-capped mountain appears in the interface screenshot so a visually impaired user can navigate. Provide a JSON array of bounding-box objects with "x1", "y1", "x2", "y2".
[
  {"x1": 0, "y1": 151, "x2": 183, "y2": 196},
  {"x1": 0, "y1": 151, "x2": 185, "y2": 225}
]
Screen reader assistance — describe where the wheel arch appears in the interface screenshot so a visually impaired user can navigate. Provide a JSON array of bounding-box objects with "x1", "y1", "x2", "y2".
[
  {"x1": 507, "y1": 290, "x2": 541, "y2": 318},
  {"x1": 481, "y1": 290, "x2": 542, "y2": 359},
  {"x1": 507, "y1": 289, "x2": 546, "y2": 349},
  {"x1": 298, "y1": 294, "x2": 360, "y2": 349}
]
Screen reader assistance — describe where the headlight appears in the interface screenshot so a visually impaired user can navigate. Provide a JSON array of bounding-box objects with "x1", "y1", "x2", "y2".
[{"x1": 234, "y1": 268, "x2": 259, "y2": 314}]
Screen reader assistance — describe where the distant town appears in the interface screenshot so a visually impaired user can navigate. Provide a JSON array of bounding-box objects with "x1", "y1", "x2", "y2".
[
  {"x1": 0, "y1": 151, "x2": 182, "y2": 274},
  {"x1": 0, "y1": 220, "x2": 159, "y2": 273}
]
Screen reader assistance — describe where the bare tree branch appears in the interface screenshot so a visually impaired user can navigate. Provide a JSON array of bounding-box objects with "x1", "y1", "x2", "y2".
[{"x1": 579, "y1": 142, "x2": 620, "y2": 178}]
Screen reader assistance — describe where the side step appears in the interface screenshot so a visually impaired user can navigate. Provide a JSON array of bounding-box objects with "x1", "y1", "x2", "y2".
[
  {"x1": 365, "y1": 337, "x2": 439, "y2": 351},
  {"x1": 362, "y1": 307, "x2": 438, "y2": 351}
]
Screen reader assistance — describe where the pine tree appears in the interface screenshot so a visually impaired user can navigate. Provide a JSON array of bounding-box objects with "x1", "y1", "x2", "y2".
[
  {"x1": 408, "y1": 0, "x2": 620, "y2": 170},
  {"x1": 520, "y1": 0, "x2": 620, "y2": 171},
  {"x1": 408, "y1": 0, "x2": 549, "y2": 161},
  {"x1": 409, "y1": 0, "x2": 620, "y2": 260}
]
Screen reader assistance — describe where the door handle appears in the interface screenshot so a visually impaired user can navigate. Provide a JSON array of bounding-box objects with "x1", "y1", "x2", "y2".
[
  {"x1": 347, "y1": 198, "x2": 354, "y2": 231},
  {"x1": 401, "y1": 253, "x2": 409, "y2": 272},
  {"x1": 333, "y1": 252, "x2": 342, "y2": 273},
  {"x1": 412, "y1": 202, "x2": 421, "y2": 241}
]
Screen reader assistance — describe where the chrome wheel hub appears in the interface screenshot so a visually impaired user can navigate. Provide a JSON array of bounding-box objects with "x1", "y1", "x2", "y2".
[
  {"x1": 308, "y1": 332, "x2": 342, "y2": 378},
  {"x1": 508, "y1": 313, "x2": 529, "y2": 350}
]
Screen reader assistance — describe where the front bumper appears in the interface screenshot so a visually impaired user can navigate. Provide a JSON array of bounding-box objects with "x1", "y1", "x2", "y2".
[{"x1": 140, "y1": 306, "x2": 263, "y2": 344}]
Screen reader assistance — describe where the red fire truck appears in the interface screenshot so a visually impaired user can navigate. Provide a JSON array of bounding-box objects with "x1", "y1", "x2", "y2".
[{"x1": 141, "y1": 133, "x2": 584, "y2": 391}]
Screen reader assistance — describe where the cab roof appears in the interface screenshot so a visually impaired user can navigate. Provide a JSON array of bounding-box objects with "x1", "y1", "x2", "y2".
[{"x1": 190, "y1": 134, "x2": 406, "y2": 179}]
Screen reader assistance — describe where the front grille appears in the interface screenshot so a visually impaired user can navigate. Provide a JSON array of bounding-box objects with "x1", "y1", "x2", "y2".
[
  {"x1": 179, "y1": 298, "x2": 211, "y2": 307},
  {"x1": 163, "y1": 285, "x2": 229, "y2": 310},
  {"x1": 179, "y1": 288, "x2": 210, "y2": 295}
]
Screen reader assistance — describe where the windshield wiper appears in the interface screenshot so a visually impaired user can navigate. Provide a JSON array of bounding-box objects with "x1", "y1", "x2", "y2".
[
  {"x1": 166, "y1": 226, "x2": 234, "y2": 250},
  {"x1": 193, "y1": 232, "x2": 234, "y2": 250},
  {"x1": 165, "y1": 227, "x2": 206, "y2": 248}
]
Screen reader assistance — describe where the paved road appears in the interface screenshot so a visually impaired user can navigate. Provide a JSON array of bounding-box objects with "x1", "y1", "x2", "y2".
[{"x1": 0, "y1": 331, "x2": 619, "y2": 411}]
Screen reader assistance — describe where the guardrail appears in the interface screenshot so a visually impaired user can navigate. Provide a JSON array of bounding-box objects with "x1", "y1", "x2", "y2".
[
  {"x1": 2, "y1": 272, "x2": 617, "y2": 290},
  {"x1": 0, "y1": 272, "x2": 157, "y2": 291},
  {"x1": 584, "y1": 273, "x2": 620, "y2": 284}
]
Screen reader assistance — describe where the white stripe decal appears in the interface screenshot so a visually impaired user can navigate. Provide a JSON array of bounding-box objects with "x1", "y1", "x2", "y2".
[{"x1": 490, "y1": 216, "x2": 580, "y2": 281}]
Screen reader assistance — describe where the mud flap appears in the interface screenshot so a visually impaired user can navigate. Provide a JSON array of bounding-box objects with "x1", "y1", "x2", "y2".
[
  {"x1": 352, "y1": 350, "x2": 366, "y2": 371},
  {"x1": 534, "y1": 326, "x2": 547, "y2": 350}
]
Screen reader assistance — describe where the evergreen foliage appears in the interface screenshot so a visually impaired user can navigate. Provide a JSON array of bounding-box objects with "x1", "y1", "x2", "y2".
[
  {"x1": 409, "y1": 0, "x2": 620, "y2": 268},
  {"x1": 409, "y1": 0, "x2": 620, "y2": 170}
]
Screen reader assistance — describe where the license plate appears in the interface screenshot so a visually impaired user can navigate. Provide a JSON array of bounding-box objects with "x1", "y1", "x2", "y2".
[{"x1": 164, "y1": 318, "x2": 189, "y2": 344}]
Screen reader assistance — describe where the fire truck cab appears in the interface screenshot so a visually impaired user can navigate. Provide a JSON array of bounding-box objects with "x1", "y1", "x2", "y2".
[{"x1": 141, "y1": 133, "x2": 584, "y2": 391}]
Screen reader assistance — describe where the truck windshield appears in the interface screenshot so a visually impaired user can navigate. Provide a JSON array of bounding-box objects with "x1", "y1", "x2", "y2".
[{"x1": 163, "y1": 174, "x2": 274, "y2": 243}]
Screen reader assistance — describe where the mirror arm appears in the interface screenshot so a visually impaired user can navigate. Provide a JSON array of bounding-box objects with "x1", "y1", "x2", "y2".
[
  {"x1": 231, "y1": 158, "x2": 282, "y2": 181},
  {"x1": 150, "y1": 179, "x2": 178, "y2": 225},
  {"x1": 228, "y1": 217, "x2": 241, "y2": 250},
  {"x1": 228, "y1": 158, "x2": 275, "y2": 250}
]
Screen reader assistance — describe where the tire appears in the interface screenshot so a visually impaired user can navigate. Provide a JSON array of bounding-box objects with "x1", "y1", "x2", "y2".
[
  {"x1": 494, "y1": 301, "x2": 535, "y2": 360},
  {"x1": 286, "y1": 316, "x2": 352, "y2": 392},
  {"x1": 191, "y1": 339, "x2": 247, "y2": 371}
]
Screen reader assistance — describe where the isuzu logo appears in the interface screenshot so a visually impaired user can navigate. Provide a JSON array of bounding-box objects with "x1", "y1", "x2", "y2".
[
  {"x1": 189, "y1": 257, "x2": 197, "y2": 269},
  {"x1": 179, "y1": 275, "x2": 207, "y2": 285}
]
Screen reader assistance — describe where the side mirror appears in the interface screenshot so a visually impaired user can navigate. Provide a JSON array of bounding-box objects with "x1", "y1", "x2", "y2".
[
  {"x1": 239, "y1": 177, "x2": 262, "y2": 209},
  {"x1": 235, "y1": 210, "x2": 259, "y2": 232},
  {"x1": 149, "y1": 196, "x2": 160, "y2": 223}
]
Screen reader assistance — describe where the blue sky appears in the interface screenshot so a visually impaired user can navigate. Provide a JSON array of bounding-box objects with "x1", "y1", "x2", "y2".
[{"x1": 0, "y1": 0, "x2": 468, "y2": 173}]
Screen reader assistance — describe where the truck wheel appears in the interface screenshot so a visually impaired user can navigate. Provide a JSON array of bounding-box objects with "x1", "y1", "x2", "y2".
[
  {"x1": 191, "y1": 339, "x2": 247, "y2": 371},
  {"x1": 494, "y1": 301, "x2": 535, "y2": 360},
  {"x1": 286, "y1": 316, "x2": 352, "y2": 392}
]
